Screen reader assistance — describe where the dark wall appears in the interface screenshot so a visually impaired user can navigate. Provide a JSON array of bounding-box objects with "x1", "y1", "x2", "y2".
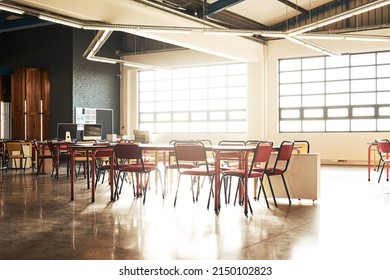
[
  {"x1": 0, "y1": 25, "x2": 73, "y2": 138},
  {"x1": 72, "y1": 30, "x2": 120, "y2": 134},
  {"x1": 0, "y1": 25, "x2": 121, "y2": 138}
]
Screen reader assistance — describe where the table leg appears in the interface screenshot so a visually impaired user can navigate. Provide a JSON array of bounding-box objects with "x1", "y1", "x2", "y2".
[
  {"x1": 214, "y1": 152, "x2": 221, "y2": 214},
  {"x1": 70, "y1": 149, "x2": 75, "y2": 200},
  {"x1": 91, "y1": 151, "x2": 95, "y2": 203}
]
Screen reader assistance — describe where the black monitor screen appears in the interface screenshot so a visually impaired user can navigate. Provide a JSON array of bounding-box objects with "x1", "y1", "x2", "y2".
[
  {"x1": 83, "y1": 124, "x2": 102, "y2": 140},
  {"x1": 57, "y1": 123, "x2": 78, "y2": 141}
]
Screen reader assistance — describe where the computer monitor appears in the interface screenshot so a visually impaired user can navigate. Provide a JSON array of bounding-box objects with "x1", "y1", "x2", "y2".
[
  {"x1": 83, "y1": 123, "x2": 102, "y2": 141},
  {"x1": 57, "y1": 123, "x2": 78, "y2": 141}
]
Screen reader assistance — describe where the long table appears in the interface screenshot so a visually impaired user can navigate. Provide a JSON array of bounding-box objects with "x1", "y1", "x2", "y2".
[{"x1": 67, "y1": 143, "x2": 320, "y2": 216}]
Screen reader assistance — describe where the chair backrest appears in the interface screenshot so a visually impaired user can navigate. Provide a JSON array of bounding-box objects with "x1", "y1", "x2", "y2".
[
  {"x1": 376, "y1": 139, "x2": 390, "y2": 156},
  {"x1": 114, "y1": 142, "x2": 143, "y2": 163},
  {"x1": 174, "y1": 141, "x2": 211, "y2": 172},
  {"x1": 218, "y1": 140, "x2": 246, "y2": 162},
  {"x1": 249, "y1": 141, "x2": 273, "y2": 174},
  {"x1": 93, "y1": 143, "x2": 114, "y2": 158},
  {"x1": 5, "y1": 141, "x2": 23, "y2": 157},
  {"x1": 270, "y1": 140, "x2": 295, "y2": 173},
  {"x1": 245, "y1": 140, "x2": 259, "y2": 146}
]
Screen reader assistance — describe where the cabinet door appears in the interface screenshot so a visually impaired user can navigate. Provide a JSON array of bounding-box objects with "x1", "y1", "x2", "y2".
[
  {"x1": 11, "y1": 68, "x2": 26, "y2": 140},
  {"x1": 26, "y1": 68, "x2": 42, "y2": 141}
]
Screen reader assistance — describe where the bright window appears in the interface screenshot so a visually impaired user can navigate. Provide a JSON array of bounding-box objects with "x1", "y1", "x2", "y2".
[
  {"x1": 138, "y1": 63, "x2": 247, "y2": 133},
  {"x1": 279, "y1": 51, "x2": 390, "y2": 132}
]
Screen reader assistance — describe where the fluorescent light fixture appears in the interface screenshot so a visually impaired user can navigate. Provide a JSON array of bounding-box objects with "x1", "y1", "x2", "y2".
[
  {"x1": 39, "y1": 15, "x2": 83, "y2": 29},
  {"x1": 296, "y1": 34, "x2": 390, "y2": 42},
  {"x1": 0, "y1": 4, "x2": 24, "y2": 14},
  {"x1": 87, "y1": 55, "x2": 117, "y2": 64},
  {"x1": 288, "y1": 0, "x2": 390, "y2": 36},
  {"x1": 286, "y1": 36, "x2": 340, "y2": 56}
]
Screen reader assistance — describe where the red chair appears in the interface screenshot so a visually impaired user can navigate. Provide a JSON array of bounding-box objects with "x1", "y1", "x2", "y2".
[
  {"x1": 114, "y1": 142, "x2": 163, "y2": 204},
  {"x1": 257, "y1": 140, "x2": 295, "y2": 207},
  {"x1": 220, "y1": 141, "x2": 273, "y2": 214},
  {"x1": 173, "y1": 140, "x2": 216, "y2": 208},
  {"x1": 376, "y1": 139, "x2": 390, "y2": 183}
]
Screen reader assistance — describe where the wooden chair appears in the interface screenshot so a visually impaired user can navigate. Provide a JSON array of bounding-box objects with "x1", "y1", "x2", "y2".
[
  {"x1": 5, "y1": 141, "x2": 32, "y2": 172},
  {"x1": 32, "y1": 140, "x2": 54, "y2": 176}
]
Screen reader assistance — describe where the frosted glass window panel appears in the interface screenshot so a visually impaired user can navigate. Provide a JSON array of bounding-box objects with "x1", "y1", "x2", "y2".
[
  {"x1": 228, "y1": 98, "x2": 246, "y2": 110},
  {"x1": 155, "y1": 69, "x2": 171, "y2": 80},
  {"x1": 228, "y1": 75, "x2": 246, "y2": 87},
  {"x1": 139, "y1": 81, "x2": 155, "y2": 91},
  {"x1": 302, "y1": 82, "x2": 325, "y2": 95},
  {"x1": 351, "y1": 53, "x2": 375, "y2": 66},
  {"x1": 173, "y1": 112, "x2": 189, "y2": 121},
  {"x1": 209, "y1": 87, "x2": 227, "y2": 99},
  {"x1": 351, "y1": 119, "x2": 376, "y2": 131},
  {"x1": 155, "y1": 80, "x2": 171, "y2": 91},
  {"x1": 377, "y1": 65, "x2": 390, "y2": 77},
  {"x1": 377, "y1": 119, "x2": 390, "y2": 130},
  {"x1": 352, "y1": 107, "x2": 375, "y2": 117},
  {"x1": 172, "y1": 100, "x2": 190, "y2": 111},
  {"x1": 190, "y1": 122, "x2": 208, "y2": 133},
  {"x1": 139, "y1": 71, "x2": 155, "y2": 81},
  {"x1": 377, "y1": 52, "x2": 390, "y2": 64},
  {"x1": 302, "y1": 69, "x2": 324, "y2": 82},
  {"x1": 172, "y1": 90, "x2": 189, "y2": 100},
  {"x1": 328, "y1": 108, "x2": 349, "y2": 118},
  {"x1": 326, "y1": 55, "x2": 349, "y2": 67},
  {"x1": 281, "y1": 109, "x2": 300, "y2": 119},
  {"x1": 304, "y1": 109, "x2": 324, "y2": 118},
  {"x1": 190, "y1": 77, "x2": 208, "y2": 89},
  {"x1": 280, "y1": 59, "x2": 301, "y2": 71},
  {"x1": 139, "y1": 102, "x2": 155, "y2": 113},
  {"x1": 228, "y1": 63, "x2": 246, "y2": 75},
  {"x1": 191, "y1": 112, "x2": 207, "y2": 120},
  {"x1": 140, "y1": 113, "x2": 154, "y2": 122},
  {"x1": 326, "y1": 80, "x2": 349, "y2": 93},
  {"x1": 228, "y1": 121, "x2": 246, "y2": 133},
  {"x1": 190, "y1": 66, "x2": 208, "y2": 77},
  {"x1": 379, "y1": 107, "x2": 390, "y2": 116},
  {"x1": 228, "y1": 87, "x2": 246, "y2": 98},
  {"x1": 302, "y1": 95, "x2": 325, "y2": 107},
  {"x1": 172, "y1": 122, "x2": 190, "y2": 133},
  {"x1": 280, "y1": 96, "x2": 301, "y2": 108},
  {"x1": 229, "y1": 111, "x2": 246, "y2": 120},
  {"x1": 326, "y1": 119, "x2": 350, "y2": 131},
  {"x1": 280, "y1": 71, "x2": 301, "y2": 83},
  {"x1": 326, "y1": 94, "x2": 350, "y2": 106},
  {"x1": 209, "y1": 65, "x2": 227, "y2": 76},
  {"x1": 351, "y1": 66, "x2": 376, "y2": 79},
  {"x1": 351, "y1": 78, "x2": 375, "y2": 93},
  {"x1": 209, "y1": 122, "x2": 226, "y2": 132},
  {"x1": 280, "y1": 120, "x2": 301, "y2": 132},
  {"x1": 140, "y1": 123, "x2": 154, "y2": 131},
  {"x1": 156, "y1": 101, "x2": 171, "y2": 112},
  {"x1": 209, "y1": 99, "x2": 227, "y2": 110},
  {"x1": 172, "y1": 79, "x2": 189, "y2": 90},
  {"x1": 172, "y1": 68, "x2": 189, "y2": 79},
  {"x1": 139, "y1": 91, "x2": 154, "y2": 102},
  {"x1": 156, "y1": 113, "x2": 171, "y2": 121},
  {"x1": 302, "y1": 120, "x2": 325, "y2": 132},
  {"x1": 155, "y1": 122, "x2": 172, "y2": 133},
  {"x1": 302, "y1": 57, "x2": 324, "y2": 69},
  {"x1": 377, "y1": 92, "x2": 390, "y2": 104},
  {"x1": 279, "y1": 83, "x2": 301, "y2": 96},
  {"x1": 155, "y1": 91, "x2": 171, "y2": 101},
  {"x1": 210, "y1": 111, "x2": 226, "y2": 120},
  {"x1": 190, "y1": 89, "x2": 207, "y2": 100},
  {"x1": 190, "y1": 100, "x2": 208, "y2": 111},
  {"x1": 326, "y1": 68, "x2": 349, "y2": 80},
  {"x1": 377, "y1": 78, "x2": 390, "y2": 91},
  {"x1": 209, "y1": 76, "x2": 227, "y2": 88},
  {"x1": 351, "y1": 92, "x2": 376, "y2": 105}
]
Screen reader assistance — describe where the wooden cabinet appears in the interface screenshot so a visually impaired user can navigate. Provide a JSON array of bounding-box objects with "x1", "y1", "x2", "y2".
[{"x1": 11, "y1": 68, "x2": 50, "y2": 141}]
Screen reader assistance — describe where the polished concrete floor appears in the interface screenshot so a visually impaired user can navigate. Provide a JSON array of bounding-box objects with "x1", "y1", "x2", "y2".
[{"x1": 1, "y1": 164, "x2": 390, "y2": 261}]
